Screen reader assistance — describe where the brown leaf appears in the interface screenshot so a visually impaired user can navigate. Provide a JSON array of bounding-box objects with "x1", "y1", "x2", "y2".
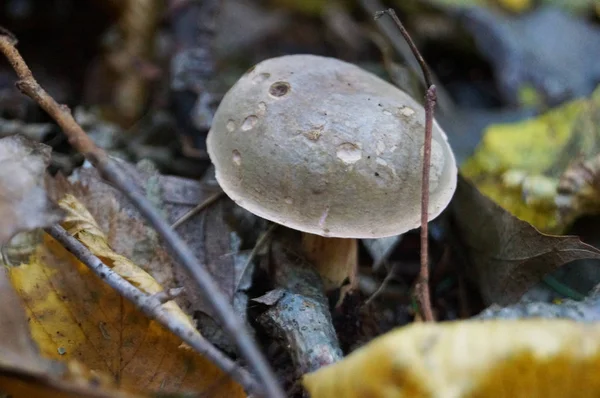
[
  {"x1": 51, "y1": 162, "x2": 217, "y2": 314},
  {"x1": 0, "y1": 135, "x2": 63, "y2": 245},
  {"x1": 7, "y1": 233, "x2": 244, "y2": 396},
  {"x1": 451, "y1": 174, "x2": 600, "y2": 305},
  {"x1": 0, "y1": 268, "x2": 142, "y2": 398}
]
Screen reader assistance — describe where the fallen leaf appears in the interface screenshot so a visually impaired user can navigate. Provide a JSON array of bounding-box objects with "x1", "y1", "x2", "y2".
[
  {"x1": 461, "y1": 85, "x2": 600, "y2": 232},
  {"x1": 303, "y1": 319, "x2": 600, "y2": 398},
  {"x1": 8, "y1": 233, "x2": 244, "y2": 396},
  {"x1": 450, "y1": 175, "x2": 600, "y2": 305},
  {"x1": 57, "y1": 193, "x2": 195, "y2": 330},
  {"x1": 461, "y1": 7, "x2": 600, "y2": 106},
  {"x1": 56, "y1": 162, "x2": 219, "y2": 316},
  {"x1": 423, "y1": 0, "x2": 533, "y2": 13},
  {"x1": 0, "y1": 135, "x2": 63, "y2": 245},
  {"x1": 0, "y1": 267, "x2": 141, "y2": 398},
  {"x1": 57, "y1": 160, "x2": 255, "y2": 352}
]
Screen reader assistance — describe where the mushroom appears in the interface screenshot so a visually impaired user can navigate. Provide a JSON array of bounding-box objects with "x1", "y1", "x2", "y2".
[{"x1": 207, "y1": 54, "x2": 457, "y2": 291}]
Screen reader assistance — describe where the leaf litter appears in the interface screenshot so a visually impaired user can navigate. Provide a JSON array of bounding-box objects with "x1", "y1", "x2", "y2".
[{"x1": 5, "y1": 1, "x2": 600, "y2": 396}]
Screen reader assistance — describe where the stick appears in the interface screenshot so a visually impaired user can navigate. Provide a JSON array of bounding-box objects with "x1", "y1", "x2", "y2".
[
  {"x1": 0, "y1": 29, "x2": 284, "y2": 398},
  {"x1": 258, "y1": 239, "x2": 343, "y2": 375},
  {"x1": 172, "y1": 190, "x2": 223, "y2": 229},
  {"x1": 374, "y1": 9, "x2": 436, "y2": 322},
  {"x1": 45, "y1": 225, "x2": 260, "y2": 395}
]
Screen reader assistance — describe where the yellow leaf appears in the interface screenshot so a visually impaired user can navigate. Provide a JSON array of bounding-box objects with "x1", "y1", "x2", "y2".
[
  {"x1": 0, "y1": 266, "x2": 143, "y2": 398},
  {"x1": 461, "y1": 85, "x2": 600, "y2": 233},
  {"x1": 9, "y1": 236, "x2": 244, "y2": 396},
  {"x1": 497, "y1": 0, "x2": 532, "y2": 12},
  {"x1": 57, "y1": 194, "x2": 194, "y2": 331},
  {"x1": 303, "y1": 320, "x2": 600, "y2": 397}
]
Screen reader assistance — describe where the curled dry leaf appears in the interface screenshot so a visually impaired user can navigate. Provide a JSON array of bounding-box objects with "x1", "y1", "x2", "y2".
[
  {"x1": 450, "y1": 176, "x2": 600, "y2": 306},
  {"x1": 303, "y1": 319, "x2": 600, "y2": 397},
  {"x1": 0, "y1": 135, "x2": 63, "y2": 245},
  {"x1": 58, "y1": 193, "x2": 195, "y2": 330}
]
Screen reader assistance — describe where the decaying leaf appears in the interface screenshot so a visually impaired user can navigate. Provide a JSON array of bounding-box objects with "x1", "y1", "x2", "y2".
[
  {"x1": 556, "y1": 153, "x2": 600, "y2": 226},
  {"x1": 450, "y1": 176, "x2": 600, "y2": 305},
  {"x1": 57, "y1": 193, "x2": 195, "y2": 330},
  {"x1": 7, "y1": 232, "x2": 244, "y2": 396},
  {"x1": 425, "y1": 0, "x2": 599, "y2": 15},
  {"x1": 461, "y1": 7, "x2": 600, "y2": 106},
  {"x1": 0, "y1": 268, "x2": 141, "y2": 398},
  {"x1": 423, "y1": 0, "x2": 532, "y2": 13},
  {"x1": 303, "y1": 319, "x2": 600, "y2": 397},
  {"x1": 0, "y1": 135, "x2": 63, "y2": 245},
  {"x1": 462, "y1": 85, "x2": 600, "y2": 233},
  {"x1": 60, "y1": 163, "x2": 188, "y2": 310}
]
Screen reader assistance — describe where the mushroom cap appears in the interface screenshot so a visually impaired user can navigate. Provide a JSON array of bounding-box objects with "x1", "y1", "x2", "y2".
[{"x1": 207, "y1": 54, "x2": 457, "y2": 238}]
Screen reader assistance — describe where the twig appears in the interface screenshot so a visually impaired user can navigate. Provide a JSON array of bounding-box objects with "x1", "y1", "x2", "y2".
[
  {"x1": 45, "y1": 225, "x2": 260, "y2": 394},
  {"x1": 0, "y1": 30, "x2": 284, "y2": 398},
  {"x1": 258, "y1": 239, "x2": 343, "y2": 375},
  {"x1": 236, "y1": 223, "x2": 278, "y2": 292},
  {"x1": 375, "y1": 9, "x2": 436, "y2": 322},
  {"x1": 151, "y1": 287, "x2": 185, "y2": 304},
  {"x1": 172, "y1": 190, "x2": 223, "y2": 229},
  {"x1": 363, "y1": 262, "x2": 400, "y2": 306},
  {"x1": 363, "y1": 0, "x2": 453, "y2": 115}
]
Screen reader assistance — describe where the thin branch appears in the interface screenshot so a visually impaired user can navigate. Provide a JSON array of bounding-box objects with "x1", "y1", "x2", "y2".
[
  {"x1": 375, "y1": 9, "x2": 436, "y2": 322},
  {"x1": 364, "y1": 0, "x2": 453, "y2": 114},
  {"x1": 258, "y1": 239, "x2": 343, "y2": 375},
  {"x1": 363, "y1": 262, "x2": 400, "y2": 306},
  {"x1": 151, "y1": 287, "x2": 185, "y2": 304},
  {"x1": 172, "y1": 190, "x2": 223, "y2": 229},
  {"x1": 0, "y1": 30, "x2": 284, "y2": 398},
  {"x1": 45, "y1": 225, "x2": 260, "y2": 395},
  {"x1": 236, "y1": 223, "x2": 278, "y2": 292}
]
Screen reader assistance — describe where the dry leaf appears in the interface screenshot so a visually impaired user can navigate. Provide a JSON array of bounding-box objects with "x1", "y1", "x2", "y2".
[
  {"x1": 303, "y1": 319, "x2": 600, "y2": 397},
  {"x1": 450, "y1": 175, "x2": 600, "y2": 305},
  {"x1": 58, "y1": 193, "x2": 195, "y2": 330},
  {"x1": 0, "y1": 135, "x2": 63, "y2": 245},
  {"x1": 0, "y1": 268, "x2": 141, "y2": 398},
  {"x1": 462, "y1": 8, "x2": 600, "y2": 106},
  {"x1": 7, "y1": 234, "x2": 244, "y2": 397},
  {"x1": 461, "y1": 85, "x2": 600, "y2": 233}
]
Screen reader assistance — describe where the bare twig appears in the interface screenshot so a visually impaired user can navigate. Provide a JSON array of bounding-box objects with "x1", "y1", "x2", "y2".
[
  {"x1": 258, "y1": 239, "x2": 343, "y2": 375},
  {"x1": 236, "y1": 223, "x2": 278, "y2": 292},
  {"x1": 0, "y1": 30, "x2": 284, "y2": 398},
  {"x1": 363, "y1": 262, "x2": 400, "y2": 306},
  {"x1": 375, "y1": 9, "x2": 436, "y2": 322},
  {"x1": 363, "y1": 0, "x2": 453, "y2": 115},
  {"x1": 151, "y1": 287, "x2": 185, "y2": 304},
  {"x1": 172, "y1": 189, "x2": 223, "y2": 229},
  {"x1": 45, "y1": 225, "x2": 259, "y2": 395}
]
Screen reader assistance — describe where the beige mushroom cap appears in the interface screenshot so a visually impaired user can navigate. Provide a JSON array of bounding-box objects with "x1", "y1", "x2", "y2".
[{"x1": 207, "y1": 54, "x2": 457, "y2": 238}]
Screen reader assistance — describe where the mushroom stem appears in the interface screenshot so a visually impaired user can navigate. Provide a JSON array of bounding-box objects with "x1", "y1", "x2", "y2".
[{"x1": 301, "y1": 233, "x2": 358, "y2": 294}]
